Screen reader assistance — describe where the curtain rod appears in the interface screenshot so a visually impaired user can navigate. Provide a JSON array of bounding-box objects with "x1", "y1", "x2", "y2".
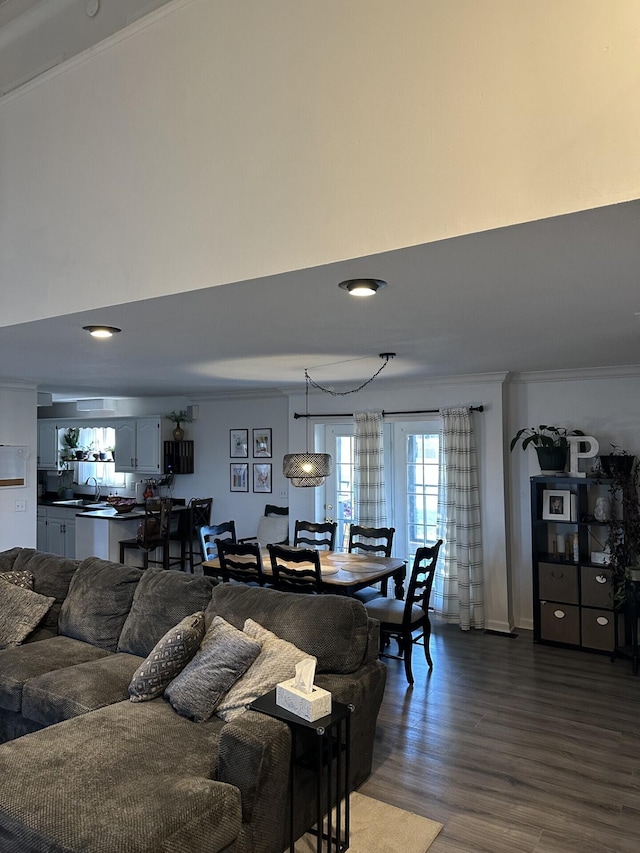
[{"x1": 293, "y1": 405, "x2": 484, "y2": 419}]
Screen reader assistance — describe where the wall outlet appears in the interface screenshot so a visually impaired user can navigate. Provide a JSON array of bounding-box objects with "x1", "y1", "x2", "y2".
[{"x1": 15, "y1": 500, "x2": 26, "y2": 512}]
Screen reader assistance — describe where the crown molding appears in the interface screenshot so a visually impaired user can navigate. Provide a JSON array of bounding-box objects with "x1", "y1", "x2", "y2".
[{"x1": 511, "y1": 364, "x2": 640, "y2": 384}]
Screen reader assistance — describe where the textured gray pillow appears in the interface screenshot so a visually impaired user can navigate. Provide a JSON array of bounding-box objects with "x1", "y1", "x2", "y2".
[
  {"x1": 215, "y1": 618, "x2": 311, "y2": 722},
  {"x1": 0, "y1": 580, "x2": 56, "y2": 649},
  {"x1": 129, "y1": 612, "x2": 206, "y2": 702},
  {"x1": 165, "y1": 616, "x2": 261, "y2": 722},
  {"x1": 0, "y1": 570, "x2": 34, "y2": 590},
  {"x1": 117, "y1": 569, "x2": 216, "y2": 657}
]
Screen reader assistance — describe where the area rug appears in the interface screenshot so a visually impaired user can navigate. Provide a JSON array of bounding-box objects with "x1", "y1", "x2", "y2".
[{"x1": 295, "y1": 791, "x2": 443, "y2": 853}]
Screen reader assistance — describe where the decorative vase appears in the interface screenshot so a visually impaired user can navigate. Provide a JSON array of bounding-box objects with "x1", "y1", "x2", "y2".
[
  {"x1": 535, "y1": 446, "x2": 568, "y2": 475},
  {"x1": 173, "y1": 426, "x2": 184, "y2": 441}
]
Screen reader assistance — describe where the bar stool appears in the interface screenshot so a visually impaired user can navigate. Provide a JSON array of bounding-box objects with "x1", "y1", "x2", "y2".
[{"x1": 119, "y1": 499, "x2": 176, "y2": 570}]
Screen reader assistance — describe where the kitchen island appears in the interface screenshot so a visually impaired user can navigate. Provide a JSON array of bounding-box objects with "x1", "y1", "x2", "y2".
[{"x1": 75, "y1": 507, "x2": 145, "y2": 564}]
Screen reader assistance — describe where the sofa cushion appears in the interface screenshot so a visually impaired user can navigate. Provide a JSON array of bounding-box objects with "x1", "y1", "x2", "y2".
[
  {"x1": 11, "y1": 549, "x2": 80, "y2": 634},
  {"x1": 22, "y1": 653, "x2": 143, "y2": 726},
  {"x1": 0, "y1": 582, "x2": 55, "y2": 650},
  {"x1": 0, "y1": 571, "x2": 34, "y2": 590},
  {"x1": 0, "y1": 548, "x2": 20, "y2": 573},
  {"x1": 0, "y1": 636, "x2": 111, "y2": 713},
  {"x1": 129, "y1": 612, "x2": 206, "y2": 702},
  {"x1": 0, "y1": 700, "x2": 240, "y2": 853},
  {"x1": 255, "y1": 514, "x2": 289, "y2": 546},
  {"x1": 58, "y1": 557, "x2": 142, "y2": 651},
  {"x1": 207, "y1": 584, "x2": 370, "y2": 674},
  {"x1": 216, "y1": 619, "x2": 309, "y2": 722},
  {"x1": 117, "y1": 569, "x2": 215, "y2": 657},
  {"x1": 166, "y1": 616, "x2": 261, "y2": 722}
]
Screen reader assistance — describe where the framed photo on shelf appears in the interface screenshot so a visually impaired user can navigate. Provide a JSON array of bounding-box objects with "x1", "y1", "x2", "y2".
[
  {"x1": 230, "y1": 462, "x2": 249, "y2": 492},
  {"x1": 253, "y1": 463, "x2": 272, "y2": 493},
  {"x1": 541, "y1": 489, "x2": 572, "y2": 522},
  {"x1": 253, "y1": 428, "x2": 272, "y2": 458},
  {"x1": 230, "y1": 429, "x2": 248, "y2": 458}
]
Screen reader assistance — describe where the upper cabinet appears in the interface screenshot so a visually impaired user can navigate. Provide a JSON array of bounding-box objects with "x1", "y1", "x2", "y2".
[
  {"x1": 115, "y1": 419, "x2": 161, "y2": 474},
  {"x1": 37, "y1": 422, "x2": 58, "y2": 469}
]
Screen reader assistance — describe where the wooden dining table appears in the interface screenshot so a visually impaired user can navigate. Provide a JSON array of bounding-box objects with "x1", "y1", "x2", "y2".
[{"x1": 202, "y1": 549, "x2": 407, "y2": 598}]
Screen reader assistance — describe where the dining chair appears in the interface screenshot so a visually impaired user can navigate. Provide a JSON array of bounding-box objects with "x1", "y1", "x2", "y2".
[
  {"x1": 119, "y1": 499, "x2": 176, "y2": 570},
  {"x1": 171, "y1": 496, "x2": 213, "y2": 572},
  {"x1": 293, "y1": 520, "x2": 337, "y2": 551},
  {"x1": 217, "y1": 539, "x2": 266, "y2": 586},
  {"x1": 267, "y1": 544, "x2": 323, "y2": 594},
  {"x1": 364, "y1": 539, "x2": 443, "y2": 685},
  {"x1": 199, "y1": 521, "x2": 237, "y2": 578},
  {"x1": 348, "y1": 525, "x2": 396, "y2": 603}
]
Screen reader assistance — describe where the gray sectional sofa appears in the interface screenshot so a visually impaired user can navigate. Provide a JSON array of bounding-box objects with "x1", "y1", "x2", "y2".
[{"x1": 0, "y1": 547, "x2": 386, "y2": 853}]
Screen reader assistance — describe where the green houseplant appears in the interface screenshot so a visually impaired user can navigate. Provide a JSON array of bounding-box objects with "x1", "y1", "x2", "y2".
[
  {"x1": 510, "y1": 425, "x2": 585, "y2": 474},
  {"x1": 165, "y1": 409, "x2": 193, "y2": 441},
  {"x1": 594, "y1": 453, "x2": 640, "y2": 596}
]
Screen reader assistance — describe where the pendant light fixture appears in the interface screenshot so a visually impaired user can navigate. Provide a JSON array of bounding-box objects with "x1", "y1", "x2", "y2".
[
  {"x1": 283, "y1": 354, "x2": 395, "y2": 488},
  {"x1": 283, "y1": 372, "x2": 332, "y2": 487}
]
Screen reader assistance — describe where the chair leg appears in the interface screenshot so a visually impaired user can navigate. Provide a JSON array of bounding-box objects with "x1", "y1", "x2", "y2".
[
  {"x1": 402, "y1": 632, "x2": 414, "y2": 686},
  {"x1": 423, "y1": 619, "x2": 433, "y2": 670}
]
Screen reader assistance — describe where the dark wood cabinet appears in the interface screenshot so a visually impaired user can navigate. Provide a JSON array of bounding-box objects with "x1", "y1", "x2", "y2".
[
  {"x1": 164, "y1": 440, "x2": 194, "y2": 475},
  {"x1": 531, "y1": 476, "x2": 617, "y2": 653}
]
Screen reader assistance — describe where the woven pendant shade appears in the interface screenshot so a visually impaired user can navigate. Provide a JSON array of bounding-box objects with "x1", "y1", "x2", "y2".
[{"x1": 283, "y1": 452, "x2": 332, "y2": 488}]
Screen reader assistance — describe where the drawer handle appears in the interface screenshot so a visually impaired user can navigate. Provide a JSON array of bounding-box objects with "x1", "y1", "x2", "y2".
[
  {"x1": 551, "y1": 571, "x2": 565, "y2": 579},
  {"x1": 596, "y1": 616, "x2": 609, "y2": 626},
  {"x1": 553, "y1": 609, "x2": 566, "y2": 619},
  {"x1": 595, "y1": 575, "x2": 607, "y2": 584}
]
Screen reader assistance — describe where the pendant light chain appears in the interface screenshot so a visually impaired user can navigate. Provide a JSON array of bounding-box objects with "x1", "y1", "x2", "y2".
[{"x1": 305, "y1": 353, "x2": 395, "y2": 397}]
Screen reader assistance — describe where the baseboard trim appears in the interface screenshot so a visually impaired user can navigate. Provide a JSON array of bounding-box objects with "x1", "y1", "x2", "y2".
[{"x1": 484, "y1": 629, "x2": 519, "y2": 638}]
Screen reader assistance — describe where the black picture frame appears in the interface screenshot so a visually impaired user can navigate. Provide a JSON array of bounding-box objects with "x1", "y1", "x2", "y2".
[
  {"x1": 253, "y1": 463, "x2": 272, "y2": 493},
  {"x1": 230, "y1": 429, "x2": 248, "y2": 458},
  {"x1": 253, "y1": 428, "x2": 272, "y2": 458},
  {"x1": 230, "y1": 462, "x2": 249, "y2": 492}
]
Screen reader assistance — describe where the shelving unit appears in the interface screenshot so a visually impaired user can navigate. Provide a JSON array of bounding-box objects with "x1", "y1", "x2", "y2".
[
  {"x1": 164, "y1": 440, "x2": 194, "y2": 475},
  {"x1": 531, "y1": 475, "x2": 618, "y2": 653}
]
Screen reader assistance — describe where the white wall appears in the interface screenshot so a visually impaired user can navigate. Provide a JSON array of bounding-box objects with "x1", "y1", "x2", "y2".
[
  {"x1": 508, "y1": 368, "x2": 640, "y2": 629},
  {"x1": 2, "y1": 0, "x2": 640, "y2": 327},
  {"x1": 0, "y1": 383, "x2": 38, "y2": 550}
]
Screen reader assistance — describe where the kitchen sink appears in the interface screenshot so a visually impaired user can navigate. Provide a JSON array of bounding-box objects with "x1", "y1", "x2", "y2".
[{"x1": 52, "y1": 499, "x2": 113, "y2": 510}]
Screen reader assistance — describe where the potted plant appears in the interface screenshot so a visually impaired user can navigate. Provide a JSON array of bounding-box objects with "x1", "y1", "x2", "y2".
[
  {"x1": 594, "y1": 454, "x2": 640, "y2": 589},
  {"x1": 61, "y1": 428, "x2": 81, "y2": 462},
  {"x1": 510, "y1": 425, "x2": 585, "y2": 474},
  {"x1": 165, "y1": 410, "x2": 193, "y2": 441},
  {"x1": 597, "y1": 444, "x2": 636, "y2": 478}
]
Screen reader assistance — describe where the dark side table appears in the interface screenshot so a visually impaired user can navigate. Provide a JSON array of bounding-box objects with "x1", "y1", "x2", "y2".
[{"x1": 250, "y1": 689, "x2": 352, "y2": 852}]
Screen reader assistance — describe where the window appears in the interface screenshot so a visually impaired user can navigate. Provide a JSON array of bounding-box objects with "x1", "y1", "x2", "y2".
[{"x1": 75, "y1": 427, "x2": 126, "y2": 489}]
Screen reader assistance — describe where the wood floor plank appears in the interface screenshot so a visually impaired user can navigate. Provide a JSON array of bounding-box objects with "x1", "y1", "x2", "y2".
[{"x1": 359, "y1": 618, "x2": 640, "y2": 852}]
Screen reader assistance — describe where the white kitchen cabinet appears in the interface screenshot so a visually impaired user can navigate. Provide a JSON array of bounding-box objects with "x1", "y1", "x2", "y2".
[
  {"x1": 39, "y1": 507, "x2": 76, "y2": 558},
  {"x1": 37, "y1": 422, "x2": 59, "y2": 469},
  {"x1": 115, "y1": 419, "x2": 161, "y2": 475}
]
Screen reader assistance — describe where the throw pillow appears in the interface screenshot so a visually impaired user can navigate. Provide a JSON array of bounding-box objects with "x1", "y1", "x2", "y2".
[
  {"x1": 0, "y1": 570, "x2": 34, "y2": 590},
  {"x1": 215, "y1": 618, "x2": 311, "y2": 722},
  {"x1": 165, "y1": 616, "x2": 261, "y2": 722},
  {"x1": 255, "y1": 515, "x2": 289, "y2": 547},
  {"x1": 0, "y1": 581, "x2": 56, "y2": 649},
  {"x1": 128, "y1": 612, "x2": 206, "y2": 702}
]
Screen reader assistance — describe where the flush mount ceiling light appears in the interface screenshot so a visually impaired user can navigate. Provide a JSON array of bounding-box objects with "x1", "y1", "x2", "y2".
[
  {"x1": 338, "y1": 278, "x2": 387, "y2": 297},
  {"x1": 82, "y1": 325, "x2": 121, "y2": 338}
]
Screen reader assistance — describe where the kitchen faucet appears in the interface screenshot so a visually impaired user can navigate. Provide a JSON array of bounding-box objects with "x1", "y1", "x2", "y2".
[{"x1": 85, "y1": 477, "x2": 101, "y2": 502}]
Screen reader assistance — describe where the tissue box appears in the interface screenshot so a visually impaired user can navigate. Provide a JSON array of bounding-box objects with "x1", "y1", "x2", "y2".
[{"x1": 276, "y1": 679, "x2": 332, "y2": 722}]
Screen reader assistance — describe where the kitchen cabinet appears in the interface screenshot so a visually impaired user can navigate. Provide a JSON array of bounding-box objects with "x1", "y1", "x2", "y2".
[
  {"x1": 115, "y1": 419, "x2": 161, "y2": 474},
  {"x1": 37, "y1": 422, "x2": 59, "y2": 469},
  {"x1": 38, "y1": 506, "x2": 77, "y2": 558}
]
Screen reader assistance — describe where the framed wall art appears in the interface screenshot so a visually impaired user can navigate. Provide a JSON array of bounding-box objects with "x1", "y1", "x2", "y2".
[
  {"x1": 253, "y1": 463, "x2": 272, "y2": 493},
  {"x1": 230, "y1": 462, "x2": 249, "y2": 492},
  {"x1": 253, "y1": 428, "x2": 272, "y2": 458},
  {"x1": 230, "y1": 429, "x2": 248, "y2": 458}
]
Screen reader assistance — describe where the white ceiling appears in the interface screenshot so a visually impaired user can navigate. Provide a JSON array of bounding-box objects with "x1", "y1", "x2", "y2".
[{"x1": 1, "y1": 199, "x2": 639, "y2": 402}]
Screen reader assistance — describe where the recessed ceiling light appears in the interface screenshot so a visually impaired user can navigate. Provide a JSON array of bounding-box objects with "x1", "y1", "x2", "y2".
[
  {"x1": 82, "y1": 325, "x2": 121, "y2": 338},
  {"x1": 338, "y1": 278, "x2": 387, "y2": 297}
]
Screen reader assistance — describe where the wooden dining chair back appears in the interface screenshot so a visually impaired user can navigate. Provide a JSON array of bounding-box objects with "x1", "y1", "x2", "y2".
[
  {"x1": 264, "y1": 504, "x2": 288, "y2": 518},
  {"x1": 364, "y1": 539, "x2": 443, "y2": 685},
  {"x1": 349, "y1": 525, "x2": 396, "y2": 602},
  {"x1": 199, "y1": 521, "x2": 236, "y2": 571},
  {"x1": 171, "y1": 496, "x2": 213, "y2": 571},
  {"x1": 216, "y1": 539, "x2": 266, "y2": 586},
  {"x1": 119, "y1": 499, "x2": 175, "y2": 570},
  {"x1": 267, "y1": 544, "x2": 323, "y2": 594},
  {"x1": 293, "y1": 520, "x2": 337, "y2": 551}
]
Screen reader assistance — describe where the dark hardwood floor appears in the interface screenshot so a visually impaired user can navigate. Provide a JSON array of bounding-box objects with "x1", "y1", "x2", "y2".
[{"x1": 359, "y1": 618, "x2": 640, "y2": 852}]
